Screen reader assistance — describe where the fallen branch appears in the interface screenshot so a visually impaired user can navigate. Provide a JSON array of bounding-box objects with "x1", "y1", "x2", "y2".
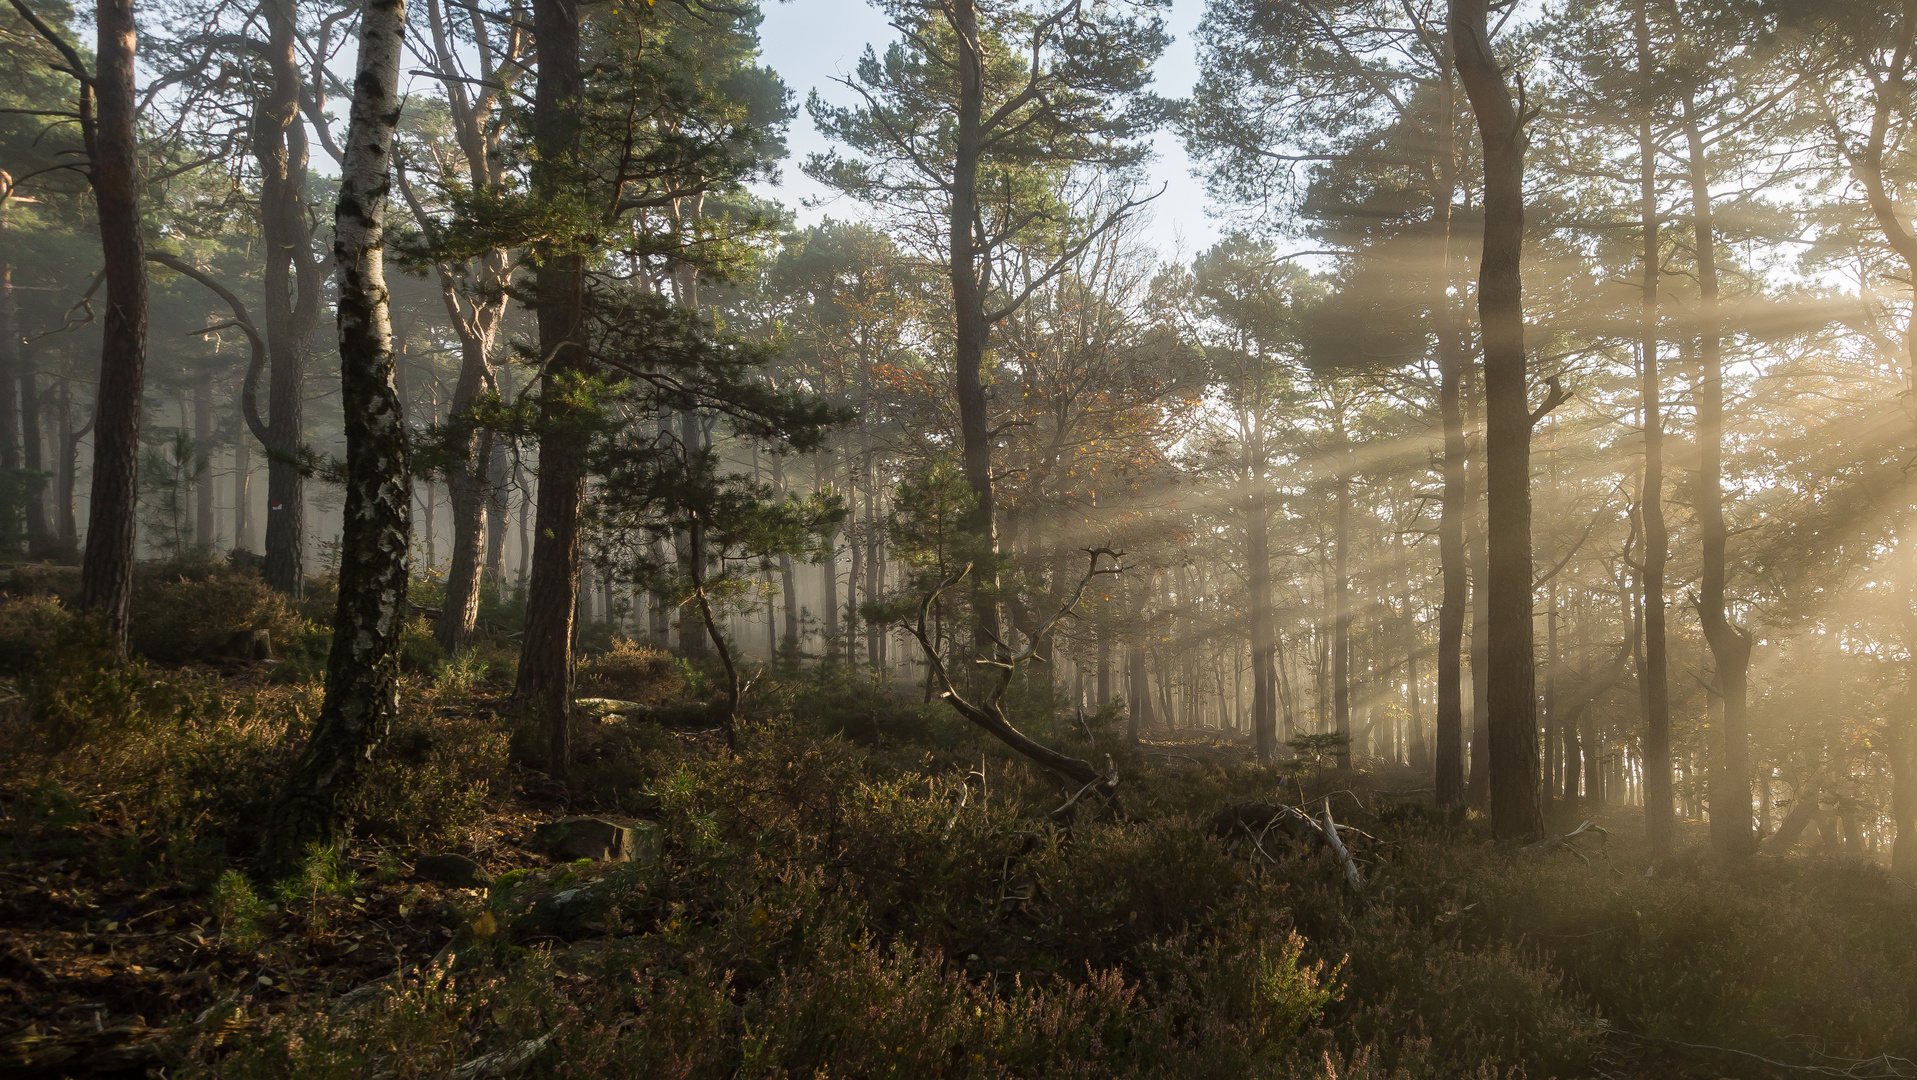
[
  {"x1": 1599, "y1": 1022, "x2": 1917, "y2": 1078},
  {"x1": 1523, "y1": 820, "x2": 1609, "y2": 864},
  {"x1": 1321, "y1": 798, "x2": 1364, "y2": 890},
  {"x1": 1052, "y1": 755, "x2": 1119, "y2": 819},
  {"x1": 902, "y1": 549, "x2": 1126, "y2": 799},
  {"x1": 450, "y1": 1032, "x2": 556, "y2": 1080},
  {"x1": 1210, "y1": 800, "x2": 1364, "y2": 889}
]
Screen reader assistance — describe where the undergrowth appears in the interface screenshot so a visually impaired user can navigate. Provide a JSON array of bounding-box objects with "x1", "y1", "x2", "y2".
[{"x1": 2, "y1": 602, "x2": 1913, "y2": 1078}]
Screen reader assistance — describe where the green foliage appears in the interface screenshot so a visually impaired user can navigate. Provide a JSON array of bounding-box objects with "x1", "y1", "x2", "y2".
[
  {"x1": 17, "y1": 612, "x2": 175, "y2": 751},
  {"x1": 888, "y1": 457, "x2": 979, "y2": 578},
  {"x1": 0, "y1": 594, "x2": 74, "y2": 674},
  {"x1": 210, "y1": 869, "x2": 267, "y2": 948},
  {"x1": 398, "y1": 617, "x2": 446, "y2": 676},
  {"x1": 272, "y1": 844, "x2": 361, "y2": 930},
  {"x1": 350, "y1": 693, "x2": 511, "y2": 844},
  {"x1": 139, "y1": 429, "x2": 209, "y2": 565},
  {"x1": 805, "y1": 0, "x2": 1172, "y2": 246},
  {"x1": 864, "y1": 457, "x2": 985, "y2": 632}
]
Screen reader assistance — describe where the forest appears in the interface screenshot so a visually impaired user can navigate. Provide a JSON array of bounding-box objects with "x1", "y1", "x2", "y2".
[{"x1": 2, "y1": 0, "x2": 1916, "y2": 1075}]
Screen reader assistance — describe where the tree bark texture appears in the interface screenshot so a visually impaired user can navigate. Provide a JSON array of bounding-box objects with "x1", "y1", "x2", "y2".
[
  {"x1": 1333, "y1": 429, "x2": 1352, "y2": 769},
  {"x1": 78, "y1": 0, "x2": 148, "y2": 643},
  {"x1": 58, "y1": 380, "x2": 84, "y2": 561},
  {"x1": 265, "y1": 0, "x2": 410, "y2": 869},
  {"x1": 1433, "y1": 57, "x2": 1468, "y2": 805},
  {"x1": 1403, "y1": 537, "x2": 1430, "y2": 773},
  {"x1": 0, "y1": 240, "x2": 17, "y2": 481},
  {"x1": 949, "y1": 0, "x2": 1002, "y2": 653},
  {"x1": 1639, "y1": 2, "x2": 1675, "y2": 858},
  {"x1": 21, "y1": 371, "x2": 48, "y2": 557},
  {"x1": 251, "y1": 0, "x2": 322, "y2": 597},
  {"x1": 435, "y1": 353, "x2": 496, "y2": 654},
  {"x1": 514, "y1": 0, "x2": 588, "y2": 782},
  {"x1": 1452, "y1": 0, "x2": 1542, "y2": 841},
  {"x1": 1248, "y1": 475, "x2": 1278, "y2": 762},
  {"x1": 194, "y1": 375, "x2": 215, "y2": 549},
  {"x1": 417, "y1": 0, "x2": 520, "y2": 651},
  {"x1": 1464, "y1": 366, "x2": 1490, "y2": 807},
  {"x1": 1686, "y1": 93, "x2": 1754, "y2": 858}
]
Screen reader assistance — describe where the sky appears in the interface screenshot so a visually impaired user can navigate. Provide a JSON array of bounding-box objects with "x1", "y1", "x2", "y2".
[{"x1": 749, "y1": 0, "x2": 1223, "y2": 262}]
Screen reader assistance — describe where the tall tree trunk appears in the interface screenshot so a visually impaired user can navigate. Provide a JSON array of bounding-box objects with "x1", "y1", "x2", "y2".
[
  {"x1": 1097, "y1": 626, "x2": 1112, "y2": 707},
  {"x1": 414, "y1": 0, "x2": 519, "y2": 641},
  {"x1": 1333, "y1": 418, "x2": 1352, "y2": 769},
  {"x1": 1433, "y1": 54, "x2": 1467, "y2": 805},
  {"x1": 1895, "y1": 541, "x2": 1917, "y2": 881},
  {"x1": 864, "y1": 442, "x2": 883, "y2": 666},
  {"x1": 435, "y1": 342, "x2": 494, "y2": 654},
  {"x1": 194, "y1": 374, "x2": 215, "y2": 549},
  {"x1": 666, "y1": 229, "x2": 713, "y2": 661},
  {"x1": 21, "y1": 372, "x2": 48, "y2": 557},
  {"x1": 514, "y1": 0, "x2": 588, "y2": 782},
  {"x1": 1638, "y1": 5, "x2": 1675, "y2": 857},
  {"x1": 1464, "y1": 366, "x2": 1490, "y2": 806},
  {"x1": 1562, "y1": 590, "x2": 1586, "y2": 815},
  {"x1": 1129, "y1": 633, "x2": 1152, "y2": 741},
  {"x1": 58, "y1": 380, "x2": 85, "y2": 562},
  {"x1": 423, "y1": 480, "x2": 438, "y2": 567},
  {"x1": 515, "y1": 458, "x2": 531, "y2": 584},
  {"x1": 771, "y1": 448, "x2": 798, "y2": 663},
  {"x1": 233, "y1": 422, "x2": 253, "y2": 553},
  {"x1": 0, "y1": 238, "x2": 18, "y2": 557},
  {"x1": 254, "y1": 0, "x2": 320, "y2": 598},
  {"x1": 818, "y1": 457, "x2": 840, "y2": 666},
  {"x1": 1128, "y1": 569, "x2": 1156, "y2": 740},
  {"x1": 1249, "y1": 471, "x2": 1278, "y2": 762},
  {"x1": 1452, "y1": 0, "x2": 1542, "y2": 841},
  {"x1": 1404, "y1": 535, "x2": 1430, "y2": 773},
  {"x1": 265, "y1": 0, "x2": 409, "y2": 869},
  {"x1": 78, "y1": 0, "x2": 147, "y2": 643},
  {"x1": 485, "y1": 435, "x2": 510, "y2": 589},
  {"x1": 847, "y1": 444, "x2": 865, "y2": 667},
  {"x1": 949, "y1": 0, "x2": 1000, "y2": 653},
  {"x1": 1686, "y1": 92, "x2": 1753, "y2": 858}
]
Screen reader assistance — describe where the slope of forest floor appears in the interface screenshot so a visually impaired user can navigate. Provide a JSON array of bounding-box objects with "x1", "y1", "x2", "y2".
[{"x1": 1, "y1": 578, "x2": 1915, "y2": 1078}]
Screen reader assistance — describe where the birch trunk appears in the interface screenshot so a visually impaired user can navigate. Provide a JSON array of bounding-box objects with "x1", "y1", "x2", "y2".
[{"x1": 265, "y1": 0, "x2": 410, "y2": 868}]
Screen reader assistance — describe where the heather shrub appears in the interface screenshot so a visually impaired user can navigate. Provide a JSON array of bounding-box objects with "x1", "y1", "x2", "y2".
[
  {"x1": 192, "y1": 921, "x2": 1347, "y2": 1080},
  {"x1": 0, "y1": 593, "x2": 74, "y2": 673},
  {"x1": 127, "y1": 572, "x2": 307, "y2": 663},
  {"x1": 2, "y1": 655, "x2": 509, "y2": 858},
  {"x1": 1426, "y1": 840, "x2": 1917, "y2": 1063},
  {"x1": 576, "y1": 637, "x2": 681, "y2": 702},
  {"x1": 350, "y1": 688, "x2": 512, "y2": 845},
  {"x1": 17, "y1": 615, "x2": 182, "y2": 751},
  {"x1": 398, "y1": 616, "x2": 446, "y2": 675}
]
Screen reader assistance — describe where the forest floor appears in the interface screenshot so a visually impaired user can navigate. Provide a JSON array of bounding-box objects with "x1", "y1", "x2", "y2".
[{"x1": 2, "y1": 632, "x2": 1915, "y2": 1078}]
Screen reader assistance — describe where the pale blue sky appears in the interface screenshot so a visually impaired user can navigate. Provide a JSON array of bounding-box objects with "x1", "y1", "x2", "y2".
[{"x1": 750, "y1": 0, "x2": 1223, "y2": 260}]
